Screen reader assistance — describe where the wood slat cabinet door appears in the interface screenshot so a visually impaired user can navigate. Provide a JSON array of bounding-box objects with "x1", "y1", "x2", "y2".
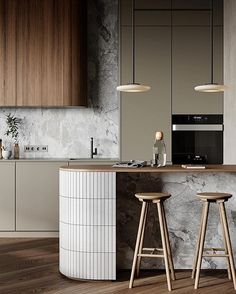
[
  {"x1": 16, "y1": 161, "x2": 68, "y2": 231},
  {"x1": 0, "y1": 0, "x2": 87, "y2": 107},
  {"x1": 0, "y1": 0, "x2": 17, "y2": 106},
  {"x1": 16, "y1": 0, "x2": 87, "y2": 107}
]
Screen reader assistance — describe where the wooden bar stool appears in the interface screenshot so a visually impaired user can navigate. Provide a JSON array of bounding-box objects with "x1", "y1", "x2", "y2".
[
  {"x1": 192, "y1": 192, "x2": 236, "y2": 290},
  {"x1": 129, "y1": 192, "x2": 175, "y2": 291}
]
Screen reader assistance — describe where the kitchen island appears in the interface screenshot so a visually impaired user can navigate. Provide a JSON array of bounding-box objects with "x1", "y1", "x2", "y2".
[{"x1": 59, "y1": 165, "x2": 236, "y2": 280}]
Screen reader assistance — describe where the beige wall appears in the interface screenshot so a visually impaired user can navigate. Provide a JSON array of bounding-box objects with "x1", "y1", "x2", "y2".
[{"x1": 224, "y1": 0, "x2": 236, "y2": 163}]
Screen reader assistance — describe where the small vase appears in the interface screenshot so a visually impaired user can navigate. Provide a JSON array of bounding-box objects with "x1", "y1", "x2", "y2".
[
  {"x1": 2, "y1": 150, "x2": 11, "y2": 160},
  {"x1": 14, "y1": 143, "x2": 19, "y2": 159}
]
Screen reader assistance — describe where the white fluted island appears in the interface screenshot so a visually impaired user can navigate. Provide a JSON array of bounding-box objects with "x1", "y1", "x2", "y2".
[
  {"x1": 59, "y1": 165, "x2": 236, "y2": 280},
  {"x1": 60, "y1": 168, "x2": 116, "y2": 280}
]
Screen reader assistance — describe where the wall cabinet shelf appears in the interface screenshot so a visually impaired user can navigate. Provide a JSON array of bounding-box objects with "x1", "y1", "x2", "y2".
[{"x1": 0, "y1": 0, "x2": 87, "y2": 107}]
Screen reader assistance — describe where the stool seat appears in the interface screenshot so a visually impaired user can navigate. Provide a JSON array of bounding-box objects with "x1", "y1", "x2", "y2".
[
  {"x1": 197, "y1": 192, "x2": 232, "y2": 201},
  {"x1": 135, "y1": 192, "x2": 171, "y2": 201}
]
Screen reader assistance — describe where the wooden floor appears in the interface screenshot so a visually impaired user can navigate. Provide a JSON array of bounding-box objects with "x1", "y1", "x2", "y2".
[{"x1": 0, "y1": 238, "x2": 235, "y2": 294}]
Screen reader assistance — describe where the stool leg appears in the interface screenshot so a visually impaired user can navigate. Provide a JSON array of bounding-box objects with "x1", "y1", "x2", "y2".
[
  {"x1": 136, "y1": 203, "x2": 149, "y2": 277},
  {"x1": 194, "y1": 201, "x2": 209, "y2": 290},
  {"x1": 192, "y1": 204, "x2": 205, "y2": 279},
  {"x1": 157, "y1": 202, "x2": 172, "y2": 291},
  {"x1": 219, "y1": 202, "x2": 236, "y2": 290},
  {"x1": 129, "y1": 201, "x2": 147, "y2": 289},
  {"x1": 219, "y1": 203, "x2": 232, "y2": 280},
  {"x1": 161, "y1": 203, "x2": 176, "y2": 281}
]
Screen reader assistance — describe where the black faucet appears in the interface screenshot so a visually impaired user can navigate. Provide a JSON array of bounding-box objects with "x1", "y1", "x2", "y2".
[{"x1": 90, "y1": 137, "x2": 97, "y2": 159}]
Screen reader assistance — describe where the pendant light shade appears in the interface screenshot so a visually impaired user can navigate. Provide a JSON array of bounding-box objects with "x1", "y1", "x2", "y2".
[
  {"x1": 194, "y1": 83, "x2": 226, "y2": 93},
  {"x1": 194, "y1": 0, "x2": 226, "y2": 93},
  {"x1": 117, "y1": 83, "x2": 151, "y2": 92},
  {"x1": 116, "y1": 0, "x2": 151, "y2": 93}
]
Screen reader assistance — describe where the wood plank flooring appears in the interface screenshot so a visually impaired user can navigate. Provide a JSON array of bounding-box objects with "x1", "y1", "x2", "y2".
[{"x1": 0, "y1": 238, "x2": 235, "y2": 293}]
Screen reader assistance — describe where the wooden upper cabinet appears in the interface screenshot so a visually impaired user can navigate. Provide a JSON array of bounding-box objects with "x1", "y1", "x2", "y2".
[
  {"x1": 0, "y1": 0, "x2": 87, "y2": 107},
  {"x1": 0, "y1": 0, "x2": 17, "y2": 106}
]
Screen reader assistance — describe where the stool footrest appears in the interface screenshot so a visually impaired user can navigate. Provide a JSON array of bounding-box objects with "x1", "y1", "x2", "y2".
[
  {"x1": 142, "y1": 247, "x2": 164, "y2": 252},
  {"x1": 204, "y1": 247, "x2": 225, "y2": 252},
  {"x1": 203, "y1": 247, "x2": 228, "y2": 257},
  {"x1": 138, "y1": 253, "x2": 164, "y2": 258},
  {"x1": 139, "y1": 247, "x2": 165, "y2": 258},
  {"x1": 202, "y1": 254, "x2": 229, "y2": 257}
]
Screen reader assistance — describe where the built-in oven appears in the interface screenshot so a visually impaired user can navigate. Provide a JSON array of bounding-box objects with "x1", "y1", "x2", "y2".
[{"x1": 172, "y1": 115, "x2": 223, "y2": 164}]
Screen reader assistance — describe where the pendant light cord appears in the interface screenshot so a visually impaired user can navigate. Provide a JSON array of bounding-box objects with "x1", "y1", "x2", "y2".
[
  {"x1": 132, "y1": 0, "x2": 135, "y2": 84},
  {"x1": 211, "y1": 0, "x2": 214, "y2": 84}
]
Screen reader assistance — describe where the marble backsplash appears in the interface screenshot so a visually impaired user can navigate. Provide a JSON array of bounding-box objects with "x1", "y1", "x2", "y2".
[
  {"x1": 0, "y1": 0, "x2": 119, "y2": 159},
  {"x1": 117, "y1": 172, "x2": 236, "y2": 269}
]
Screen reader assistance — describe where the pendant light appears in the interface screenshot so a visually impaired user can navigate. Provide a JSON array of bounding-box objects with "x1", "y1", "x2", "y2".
[
  {"x1": 194, "y1": 0, "x2": 226, "y2": 93},
  {"x1": 117, "y1": 0, "x2": 151, "y2": 92}
]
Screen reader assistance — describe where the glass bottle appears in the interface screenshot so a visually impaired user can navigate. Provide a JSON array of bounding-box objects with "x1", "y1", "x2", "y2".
[
  {"x1": 14, "y1": 143, "x2": 19, "y2": 159},
  {"x1": 152, "y1": 131, "x2": 166, "y2": 167}
]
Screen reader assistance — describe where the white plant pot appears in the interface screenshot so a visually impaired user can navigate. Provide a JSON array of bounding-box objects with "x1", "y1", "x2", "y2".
[{"x1": 2, "y1": 150, "x2": 12, "y2": 160}]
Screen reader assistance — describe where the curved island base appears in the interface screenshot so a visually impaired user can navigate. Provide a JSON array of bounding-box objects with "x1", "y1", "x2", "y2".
[{"x1": 59, "y1": 170, "x2": 116, "y2": 280}]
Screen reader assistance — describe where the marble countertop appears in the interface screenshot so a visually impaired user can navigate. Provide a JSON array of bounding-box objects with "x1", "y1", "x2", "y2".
[
  {"x1": 0, "y1": 158, "x2": 118, "y2": 162},
  {"x1": 60, "y1": 164, "x2": 236, "y2": 172}
]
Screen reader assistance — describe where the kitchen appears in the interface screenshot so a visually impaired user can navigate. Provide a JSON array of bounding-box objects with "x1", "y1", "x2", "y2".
[{"x1": 0, "y1": 0, "x2": 235, "y2": 293}]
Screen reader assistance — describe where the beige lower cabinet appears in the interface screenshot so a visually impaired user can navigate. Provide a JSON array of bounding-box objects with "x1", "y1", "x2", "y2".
[
  {"x1": 0, "y1": 162, "x2": 15, "y2": 230},
  {"x1": 16, "y1": 161, "x2": 68, "y2": 231}
]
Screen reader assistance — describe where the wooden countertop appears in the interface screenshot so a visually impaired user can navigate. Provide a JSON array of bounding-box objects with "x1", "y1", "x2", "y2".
[{"x1": 60, "y1": 164, "x2": 236, "y2": 173}]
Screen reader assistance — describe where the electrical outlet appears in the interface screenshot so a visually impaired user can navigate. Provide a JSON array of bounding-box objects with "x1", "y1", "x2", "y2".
[
  {"x1": 24, "y1": 146, "x2": 29, "y2": 152},
  {"x1": 35, "y1": 145, "x2": 40, "y2": 152},
  {"x1": 40, "y1": 145, "x2": 48, "y2": 152},
  {"x1": 24, "y1": 145, "x2": 33, "y2": 152},
  {"x1": 30, "y1": 146, "x2": 35, "y2": 152},
  {"x1": 24, "y1": 145, "x2": 48, "y2": 152}
]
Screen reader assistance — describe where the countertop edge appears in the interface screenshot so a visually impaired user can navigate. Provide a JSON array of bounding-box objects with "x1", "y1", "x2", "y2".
[
  {"x1": 0, "y1": 158, "x2": 118, "y2": 162},
  {"x1": 59, "y1": 164, "x2": 236, "y2": 173}
]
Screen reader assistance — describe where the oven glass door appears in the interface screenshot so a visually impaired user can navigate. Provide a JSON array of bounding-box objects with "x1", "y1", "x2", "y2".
[{"x1": 172, "y1": 131, "x2": 223, "y2": 164}]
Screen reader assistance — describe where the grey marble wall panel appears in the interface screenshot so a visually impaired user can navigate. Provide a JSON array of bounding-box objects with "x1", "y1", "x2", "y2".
[
  {"x1": 117, "y1": 172, "x2": 236, "y2": 269},
  {"x1": 224, "y1": 0, "x2": 236, "y2": 164},
  {"x1": 0, "y1": 0, "x2": 119, "y2": 159}
]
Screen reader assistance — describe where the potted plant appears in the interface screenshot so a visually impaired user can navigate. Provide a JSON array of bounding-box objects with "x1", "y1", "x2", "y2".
[{"x1": 5, "y1": 113, "x2": 21, "y2": 159}]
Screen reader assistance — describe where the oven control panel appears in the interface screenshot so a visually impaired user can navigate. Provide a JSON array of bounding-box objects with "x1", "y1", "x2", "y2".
[{"x1": 172, "y1": 114, "x2": 223, "y2": 124}]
